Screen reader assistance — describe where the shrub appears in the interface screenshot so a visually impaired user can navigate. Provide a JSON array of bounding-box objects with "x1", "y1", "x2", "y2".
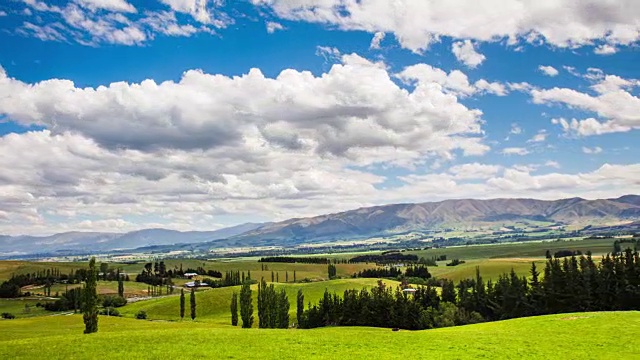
[
  {"x1": 1, "y1": 312, "x2": 15, "y2": 319},
  {"x1": 135, "y1": 310, "x2": 147, "y2": 320},
  {"x1": 99, "y1": 307, "x2": 121, "y2": 317},
  {"x1": 102, "y1": 295, "x2": 127, "y2": 308}
]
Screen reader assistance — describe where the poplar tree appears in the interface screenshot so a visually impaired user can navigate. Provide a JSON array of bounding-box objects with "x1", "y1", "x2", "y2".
[
  {"x1": 240, "y1": 282, "x2": 253, "y2": 328},
  {"x1": 117, "y1": 269, "x2": 124, "y2": 297},
  {"x1": 180, "y1": 289, "x2": 185, "y2": 320},
  {"x1": 230, "y1": 292, "x2": 238, "y2": 326},
  {"x1": 190, "y1": 288, "x2": 196, "y2": 320},
  {"x1": 82, "y1": 257, "x2": 99, "y2": 334}
]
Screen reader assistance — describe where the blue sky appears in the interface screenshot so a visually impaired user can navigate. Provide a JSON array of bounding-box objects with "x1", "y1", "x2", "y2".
[{"x1": 0, "y1": 0, "x2": 639, "y2": 235}]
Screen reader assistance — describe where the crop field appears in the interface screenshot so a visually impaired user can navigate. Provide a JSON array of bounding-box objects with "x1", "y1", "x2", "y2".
[{"x1": 0, "y1": 311, "x2": 637, "y2": 359}]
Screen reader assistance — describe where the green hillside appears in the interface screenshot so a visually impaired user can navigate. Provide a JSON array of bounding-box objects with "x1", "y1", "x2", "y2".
[
  {"x1": 0, "y1": 311, "x2": 637, "y2": 359},
  {"x1": 119, "y1": 278, "x2": 400, "y2": 325}
]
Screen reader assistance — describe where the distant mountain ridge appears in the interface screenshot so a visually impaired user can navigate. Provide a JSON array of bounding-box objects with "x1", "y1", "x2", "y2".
[
  {"x1": 0, "y1": 222, "x2": 265, "y2": 256},
  {"x1": 227, "y1": 195, "x2": 640, "y2": 245},
  {"x1": 2, "y1": 195, "x2": 639, "y2": 257}
]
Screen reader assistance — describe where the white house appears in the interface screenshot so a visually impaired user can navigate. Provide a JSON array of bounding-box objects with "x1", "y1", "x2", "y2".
[{"x1": 184, "y1": 272, "x2": 198, "y2": 279}]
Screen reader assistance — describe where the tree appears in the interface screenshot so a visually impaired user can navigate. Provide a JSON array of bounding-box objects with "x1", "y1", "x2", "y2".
[
  {"x1": 240, "y1": 282, "x2": 254, "y2": 328},
  {"x1": 231, "y1": 292, "x2": 239, "y2": 326},
  {"x1": 82, "y1": 257, "x2": 99, "y2": 334},
  {"x1": 117, "y1": 269, "x2": 124, "y2": 297},
  {"x1": 180, "y1": 289, "x2": 185, "y2": 320},
  {"x1": 100, "y1": 262, "x2": 109, "y2": 281},
  {"x1": 328, "y1": 264, "x2": 337, "y2": 279},
  {"x1": 296, "y1": 289, "x2": 304, "y2": 327},
  {"x1": 277, "y1": 289, "x2": 290, "y2": 328},
  {"x1": 293, "y1": 270, "x2": 297, "y2": 283},
  {"x1": 190, "y1": 288, "x2": 196, "y2": 320}
]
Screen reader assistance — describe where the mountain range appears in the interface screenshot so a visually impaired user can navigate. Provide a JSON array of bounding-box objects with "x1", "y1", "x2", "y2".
[{"x1": 2, "y1": 195, "x2": 640, "y2": 257}]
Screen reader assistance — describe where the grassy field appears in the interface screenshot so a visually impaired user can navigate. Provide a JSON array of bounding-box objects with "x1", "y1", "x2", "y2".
[
  {"x1": 0, "y1": 311, "x2": 637, "y2": 359},
  {"x1": 0, "y1": 298, "x2": 55, "y2": 318},
  {"x1": 119, "y1": 278, "x2": 400, "y2": 325},
  {"x1": 407, "y1": 237, "x2": 616, "y2": 260}
]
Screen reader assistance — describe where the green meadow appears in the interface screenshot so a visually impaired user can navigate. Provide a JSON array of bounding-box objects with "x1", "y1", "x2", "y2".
[{"x1": 0, "y1": 311, "x2": 637, "y2": 359}]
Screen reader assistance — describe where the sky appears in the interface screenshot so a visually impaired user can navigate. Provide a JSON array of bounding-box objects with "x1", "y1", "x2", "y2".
[{"x1": 0, "y1": 0, "x2": 639, "y2": 236}]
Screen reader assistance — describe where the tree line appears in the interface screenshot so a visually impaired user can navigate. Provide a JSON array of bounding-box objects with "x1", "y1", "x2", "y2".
[
  {"x1": 298, "y1": 250, "x2": 640, "y2": 330},
  {"x1": 353, "y1": 265, "x2": 431, "y2": 280}
]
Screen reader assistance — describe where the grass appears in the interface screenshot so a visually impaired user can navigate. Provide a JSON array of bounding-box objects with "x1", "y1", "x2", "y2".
[
  {"x1": 0, "y1": 311, "x2": 637, "y2": 359},
  {"x1": 119, "y1": 278, "x2": 400, "y2": 325},
  {"x1": 407, "y1": 237, "x2": 616, "y2": 260},
  {"x1": 0, "y1": 298, "x2": 55, "y2": 318}
]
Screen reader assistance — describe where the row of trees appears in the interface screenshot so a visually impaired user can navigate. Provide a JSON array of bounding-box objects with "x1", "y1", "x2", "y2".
[
  {"x1": 353, "y1": 265, "x2": 431, "y2": 280},
  {"x1": 178, "y1": 288, "x2": 196, "y2": 320},
  {"x1": 299, "y1": 250, "x2": 640, "y2": 330}
]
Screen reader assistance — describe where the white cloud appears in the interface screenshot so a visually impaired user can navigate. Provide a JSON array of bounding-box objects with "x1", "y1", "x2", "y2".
[
  {"x1": 75, "y1": 0, "x2": 136, "y2": 13},
  {"x1": 528, "y1": 130, "x2": 548, "y2": 143},
  {"x1": 0, "y1": 11, "x2": 7, "y2": 16},
  {"x1": 510, "y1": 124, "x2": 523, "y2": 135},
  {"x1": 502, "y1": 147, "x2": 529, "y2": 156},
  {"x1": 397, "y1": 64, "x2": 507, "y2": 98},
  {"x1": 539, "y1": 65, "x2": 559, "y2": 77},
  {"x1": 19, "y1": 0, "x2": 220, "y2": 45},
  {"x1": 448, "y1": 163, "x2": 501, "y2": 180},
  {"x1": 370, "y1": 31, "x2": 385, "y2": 49},
  {"x1": 582, "y1": 146, "x2": 603, "y2": 154},
  {"x1": 0, "y1": 55, "x2": 488, "y2": 164},
  {"x1": 452, "y1": 40, "x2": 485, "y2": 68},
  {"x1": 594, "y1": 44, "x2": 617, "y2": 55},
  {"x1": 159, "y1": 0, "x2": 231, "y2": 26},
  {"x1": 545, "y1": 160, "x2": 561, "y2": 169},
  {"x1": 251, "y1": 0, "x2": 640, "y2": 52},
  {"x1": 266, "y1": 21, "x2": 284, "y2": 33},
  {"x1": 531, "y1": 71, "x2": 640, "y2": 136}
]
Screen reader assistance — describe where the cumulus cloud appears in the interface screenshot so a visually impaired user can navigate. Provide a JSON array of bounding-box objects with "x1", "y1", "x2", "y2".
[
  {"x1": 452, "y1": 40, "x2": 485, "y2": 68},
  {"x1": 397, "y1": 64, "x2": 507, "y2": 98},
  {"x1": 266, "y1": 21, "x2": 284, "y2": 33},
  {"x1": 75, "y1": 0, "x2": 136, "y2": 13},
  {"x1": 510, "y1": 124, "x2": 523, "y2": 135},
  {"x1": 531, "y1": 71, "x2": 640, "y2": 136},
  {"x1": 539, "y1": 65, "x2": 559, "y2": 77},
  {"x1": 448, "y1": 163, "x2": 501, "y2": 180},
  {"x1": 252, "y1": 0, "x2": 640, "y2": 52}
]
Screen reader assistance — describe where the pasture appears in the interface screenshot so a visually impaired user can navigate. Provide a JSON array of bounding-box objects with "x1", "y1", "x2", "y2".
[{"x1": 0, "y1": 311, "x2": 637, "y2": 359}]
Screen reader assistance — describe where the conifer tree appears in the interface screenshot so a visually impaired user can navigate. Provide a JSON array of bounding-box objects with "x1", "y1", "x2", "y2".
[
  {"x1": 293, "y1": 270, "x2": 296, "y2": 283},
  {"x1": 231, "y1": 292, "x2": 239, "y2": 326},
  {"x1": 277, "y1": 289, "x2": 290, "y2": 328},
  {"x1": 296, "y1": 289, "x2": 304, "y2": 327},
  {"x1": 180, "y1": 289, "x2": 185, "y2": 320},
  {"x1": 271, "y1": 271, "x2": 274, "y2": 282},
  {"x1": 190, "y1": 288, "x2": 196, "y2": 320},
  {"x1": 82, "y1": 257, "x2": 99, "y2": 334}
]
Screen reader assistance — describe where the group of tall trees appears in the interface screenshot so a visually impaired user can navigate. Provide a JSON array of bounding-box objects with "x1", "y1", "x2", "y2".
[
  {"x1": 354, "y1": 265, "x2": 431, "y2": 280},
  {"x1": 178, "y1": 288, "x2": 196, "y2": 320},
  {"x1": 299, "y1": 250, "x2": 640, "y2": 330},
  {"x1": 256, "y1": 279, "x2": 289, "y2": 328},
  {"x1": 135, "y1": 261, "x2": 173, "y2": 286},
  {"x1": 349, "y1": 253, "x2": 419, "y2": 264}
]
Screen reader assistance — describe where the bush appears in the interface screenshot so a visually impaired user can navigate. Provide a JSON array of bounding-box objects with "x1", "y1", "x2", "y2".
[
  {"x1": 102, "y1": 295, "x2": 127, "y2": 308},
  {"x1": 1, "y1": 312, "x2": 15, "y2": 319},
  {"x1": 135, "y1": 310, "x2": 147, "y2": 320},
  {"x1": 99, "y1": 307, "x2": 121, "y2": 317}
]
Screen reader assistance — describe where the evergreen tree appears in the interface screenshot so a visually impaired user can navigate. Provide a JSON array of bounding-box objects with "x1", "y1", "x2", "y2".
[
  {"x1": 117, "y1": 269, "x2": 124, "y2": 298},
  {"x1": 286, "y1": 271, "x2": 289, "y2": 283},
  {"x1": 296, "y1": 289, "x2": 304, "y2": 327},
  {"x1": 277, "y1": 289, "x2": 290, "y2": 328},
  {"x1": 230, "y1": 292, "x2": 239, "y2": 326},
  {"x1": 180, "y1": 289, "x2": 185, "y2": 320},
  {"x1": 293, "y1": 270, "x2": 297, "y2": 283},
  {"x1": 190, "y1": 288, "x2": 196, "y2": 320},
  {"x1": 82, "y1": 257, "x2": 99, "y2": 334},
  {"x1": 271, "y1": 271, "x2": 274, "y2": 283},
  {"x1": 240, "y1": 282, "x2": 254, "y2": 328}
]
